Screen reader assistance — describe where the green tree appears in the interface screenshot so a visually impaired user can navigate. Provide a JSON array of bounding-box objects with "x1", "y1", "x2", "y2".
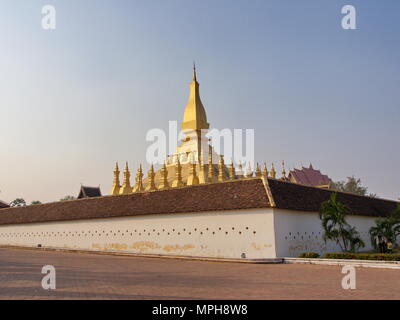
[
  {"x1": 60, "y1": 195, "x2": 76, "y2": 201},
  {"x1": 31, "y1": 200, "x2": 42, "y2": 205},
  {"x1": 369, "y1": 204, "x2": 400, "y2": 250},
  {"x1": 319, "y1": 193, "x2": 365, "y2": 252},
  {"x1": 10, "y1": 198, "x2": 26, "y2": 207},
  {"x1": 333, "y1": 176, "x2": 376, "y2": 197}
]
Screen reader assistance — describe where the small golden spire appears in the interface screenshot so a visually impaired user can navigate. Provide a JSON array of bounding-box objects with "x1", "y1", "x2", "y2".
[
  {"x1": 158, "y1": 162, "x2": 170, "y2": 189},
  {"x1": 270, "y1": 163, "x2": 276, "y2": 179},
  {"x1": 229, "y1": 159, "x2": 236, "y2": 180},
  {"x1": 111, "y1": 162, "x2": 121, "y2": 195},
  {"x1": 281, "y1": 160, "x2": 286, "y2": 180},
  {"x1": 120, "y1": 162, "x2": 132, "y2": 194},
  {"x1": 132, "y1": 164, "x2": 145, "y2": 193},
  {"x1": 207, "y1": 145, "x2": 216, "y2": 183},
  {"x1": 262, "y1": 162, "x2": 269, "y2": 178},
  {"x1": 145, "y1": 164, "x2": 157, "y2": 191},
  {"x1": 218, "y1": 155, "x2": 226, "y2": 182},
  {"x1": 198, "y1": 152, "x2": 208, "y2": 184},
  {"x1": 246, "y1": 163, "x2": 253, "y2": 178},
  {"x1": 187, "y1": 155, "x2": 200, "y2": 186},
  {"x1": 172, "y1": 156, "x2": 184, "y2": 188},
  {"x1": 237, "y1": 161, "x2": 244, "y2": 179},
  {"x1": 255, "y1": 163, "x2": 262, "y2": 177}
]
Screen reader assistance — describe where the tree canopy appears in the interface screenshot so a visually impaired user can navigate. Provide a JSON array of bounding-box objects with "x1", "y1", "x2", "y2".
[{"x1": 333, "y1": 176, "x2": 376, "y2": 197}]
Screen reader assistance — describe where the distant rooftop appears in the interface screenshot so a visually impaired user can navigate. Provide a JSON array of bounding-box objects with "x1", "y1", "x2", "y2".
[
  {"x1": 0, "y1": 200, "x2": 10, "y2": 209},
  {"x1": 288, "y1": 164, "x2": 332, "y2": 188},
  {"x1": 77, "y1": 186, "x2": 102, "y2": 199}
]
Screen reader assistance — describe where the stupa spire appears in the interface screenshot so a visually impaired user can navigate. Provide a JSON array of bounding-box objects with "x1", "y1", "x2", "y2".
[
  {"x1": 145, "y1": 164, "x2": 157, "y2": 191},
  {"x1": 132, "y1": 164, "x2": 145, "y2": 193},
  {"x1": 181, "y1": 64, "x2": 209, "y2": 131},
  {"x1": 119, "y1": 162, "x2": 132, "y2": 194},
  {"x1": 111, "y1": 162, "x2": 121, "y2": 195},
  {"x1": 158, "y1": 162, "x2": 170, "y2": 189},
  {"x1": 172, "y1": 156, "x2": 184, "y2": 188}
]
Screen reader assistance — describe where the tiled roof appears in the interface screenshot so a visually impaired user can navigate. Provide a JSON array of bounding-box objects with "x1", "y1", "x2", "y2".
[
  {"x1": 0, "y1": 179, "x2": 269, "y2": 225},
  {"x1": 78, "y1": 186, "x2": 102, "y2": 199},
  {"x1": 288, "y1": 165, "x2": 332, "y2": 187},
  {"x1": 0, "y1": 178, "x2": 397, "y2": 226},
  {"x1": 267, "y1": 179, "x2": 398, "y2": 218},
  {"x1": 0, "y1": 201, "x2": 9, "y2": 209}
]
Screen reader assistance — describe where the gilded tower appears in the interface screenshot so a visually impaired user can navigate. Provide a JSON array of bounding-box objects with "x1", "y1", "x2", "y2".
[{"x1": 111, "y1": 162, "x2": 121, "y2": 195}]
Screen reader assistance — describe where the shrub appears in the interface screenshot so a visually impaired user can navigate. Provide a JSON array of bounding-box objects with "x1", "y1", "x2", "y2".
[
  {"x1": 299, "y1": 252, "x2": 320, "y2": 258},
  {"x1": 324, "y1": 252, "x2": 400, "y2": 261}
]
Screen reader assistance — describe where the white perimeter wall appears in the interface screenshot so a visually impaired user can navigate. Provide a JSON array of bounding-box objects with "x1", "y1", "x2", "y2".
[
  {"x1": 0, "y1": 208, "x2": 276, "y2": 259},
  {"x1": 273, "y1": 209, "x2": 376, "y2": 257}
]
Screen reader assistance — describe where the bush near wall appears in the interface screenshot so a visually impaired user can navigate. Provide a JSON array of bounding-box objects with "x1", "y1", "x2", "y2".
[
  {"x1": 299, "y1": 252, "x2": 320, "y2": 258},
  {"x1": 324, "y1": 253, "x2": 400, "y2": 261}
]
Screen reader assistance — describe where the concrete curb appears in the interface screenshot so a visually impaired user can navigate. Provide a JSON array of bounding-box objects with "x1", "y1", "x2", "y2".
[
  {"x1": 0, "y1": 245, "x2": 283, "y2": 264},
  {"x1": 283, "y1": 257, "x2": 400, "y2": 269}
]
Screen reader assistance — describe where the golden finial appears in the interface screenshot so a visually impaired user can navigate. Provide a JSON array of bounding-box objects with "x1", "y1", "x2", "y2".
[
  {"x1": 218, "y1": 155, "x2": 226, "y2": 182},
  {"x1": 187, "y1": 154, "x2": 199, "y2": 185},
  {"x1": 255, "y1": 163, "x2": 262, "y2": 177},
  {"x1": 262, "y1": 162, "x2": 269, "y2": 178},
  {"x1": 158, "y1": 162, "x2": 170, "y2": 189},
  {"x1": 237, "y1": 161, "x2": 244, "y2": 179},
  {"x1": 172, "y1": 156, "x2": 184, "y2": 188},
  {"x1": 132, "y1": 164, "x2": 145, "y2": 193},
  {"x1": 192, "y1": 61, "x2": 197, "y2": 81},
  {"x1": 119, "y1": 162, "x2": 132, "y2": 194},
  {"x1": 281, "y1": 160, "x2": 286, "y2": 180},
  {"x1": 246, "y1": 163, "x2": 253, "y2": 178},
  {"x1": 208, "y1": 146, "x2": 216, "y2": 183},
  {"x1": 229, "y1": 159, "x2": 236, "y2": 180},
  {"x1": 111, "y1": 162, "x2": 121, "y2": 195},
  {"x1": 270, "y1": 163, "x2": 276, "y2": 179},
  {"x1": 145, "y1": 164, "x2": 157, "y2": 191},
  {"x1": 198, "y1": 151, "x2": 208, "y2": 184}
]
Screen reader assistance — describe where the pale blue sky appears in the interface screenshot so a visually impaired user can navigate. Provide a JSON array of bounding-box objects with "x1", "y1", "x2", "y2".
[{"x1": 0, "y1": 0, "x2": 399, "y2": 203}]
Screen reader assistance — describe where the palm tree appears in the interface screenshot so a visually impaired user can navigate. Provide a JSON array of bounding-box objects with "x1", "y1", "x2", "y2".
[
  {"x1": 369, "y1": 204, "x2": 400, "y2": 250},
  {"x1": 319, "y1": 193, "x2": 365, "y2": 252}
]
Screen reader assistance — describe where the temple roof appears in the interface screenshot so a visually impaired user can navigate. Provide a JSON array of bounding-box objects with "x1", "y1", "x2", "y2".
[
  {"x1": 288, "y1": 164, "x2": 332, "y2": 187},
  {"x1": 0, "y1": 200, "x2": 9, "y2": 209},
  {"x1": 77, "y1": 186, "x2": 102, "y2": 199},
  {"x1": 0, "y1": 178, "x2": 397, "y2": 226},
  {"x1": 181, "y1": 65, "x2": 209, "y2": 131}
]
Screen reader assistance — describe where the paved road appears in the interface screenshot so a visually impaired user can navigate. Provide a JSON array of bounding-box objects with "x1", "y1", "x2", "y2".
[{"x1": 0, "y1": 247, "x2": 399, "y2": 300}]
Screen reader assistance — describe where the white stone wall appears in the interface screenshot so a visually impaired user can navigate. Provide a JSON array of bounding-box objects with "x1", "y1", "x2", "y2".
[
  {"x1": 0, "y1": 208, "x2": 276, "y2": 259},
  {"x1": 273, "y1": 209, "x2": 376, "y2": 257}
]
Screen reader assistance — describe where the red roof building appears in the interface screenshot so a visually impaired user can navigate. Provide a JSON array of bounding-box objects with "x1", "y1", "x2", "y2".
[{"x1": 288, "y1": 164, "x2": 333, "y2": 188}]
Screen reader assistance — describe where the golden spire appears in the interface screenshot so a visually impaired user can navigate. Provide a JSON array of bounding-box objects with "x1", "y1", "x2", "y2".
[
  {"x1": 229, "y1": 159, "x2": 236, "y2": 180},
  {"x1": 187, "y1": 154, "x2": 200, "y2": 185},
  {"x1": 262, "y1": 162, "x2": 269, "y2": 178},
  {"x1": 198, "y1": 152, "x2": 208, "y2": 184},
  {"x1": 119, "y1": 162, "x2": 132, "y2": 194},
  {"x1": 145, "y1": 164, "x2": 157, "y2": 191},
  {"x1": 181, "y1": 65, "x2": 209, "y2": 131},
  {"x1": 172, "y1": 156, "x2": 184, "y2": 188},
  {"x1": 111, "y1": 162, "x2": 121, "y2": 195},
  {"x1": 132, "y1": 164, "x2": 145, "y2": 193},
  {"x1": 270, "y1": 163, "x2": 276, "y2": 179},
  {"x1": 246, "y1": 163, "x2": 253, "y2": 178},
  {"x1": 158, "y1": 162, "x2": 170, "y2": 189},
  {"x1": 237, "y1": 161, "x2": 244, "y2": 179},
  {"x1": 218, "y1": 155, "x2": 226, "y2": 182},
  {"x1": 281, "y1": 160, "x2": 287, "y2": 180},
  {"x1": 207, "y1": 145, "x2": 216, "y2": 183},
  {"x1": 255, "y1": 163, "x2": 262, "y2": 177}
]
